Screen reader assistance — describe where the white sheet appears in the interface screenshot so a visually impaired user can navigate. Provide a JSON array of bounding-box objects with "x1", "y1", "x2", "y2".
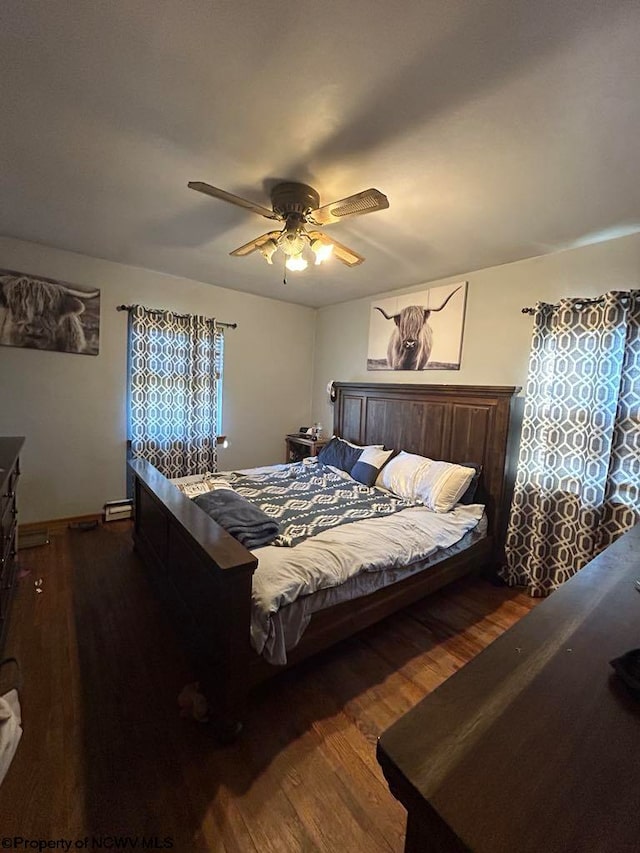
[{"x1": 264, "y1": 515, "x2": 487, "y2": 665}]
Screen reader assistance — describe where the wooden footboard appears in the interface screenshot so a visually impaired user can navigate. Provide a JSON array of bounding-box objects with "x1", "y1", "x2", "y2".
[
  {"x1": 129, "y1": 383, "x2": 519, "y2": 739},
  {"x1": 130, "y1": 458, "x2": 257, "y2": 739}
]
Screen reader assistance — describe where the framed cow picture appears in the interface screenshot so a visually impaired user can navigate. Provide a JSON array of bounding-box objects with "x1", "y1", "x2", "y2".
[
  {"x1": 367, "y1": 281, "x2": 467, "y2": 371},
  {"x1": 0, "y1": 269, "x2": 100, "y2": 356}
]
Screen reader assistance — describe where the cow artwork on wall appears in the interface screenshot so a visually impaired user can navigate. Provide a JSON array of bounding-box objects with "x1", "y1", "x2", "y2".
[
  {"x1": 0, "y1": 269, "x2": 100, "y2": 356},
  {"x1": 367, "y1": 281, "x2": 467, "y2": 371}
]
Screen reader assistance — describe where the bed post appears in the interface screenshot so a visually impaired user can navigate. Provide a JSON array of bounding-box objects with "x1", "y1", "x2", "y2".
[{"x1": 130, "y1": 459, "x2": 258, "y2": 741}]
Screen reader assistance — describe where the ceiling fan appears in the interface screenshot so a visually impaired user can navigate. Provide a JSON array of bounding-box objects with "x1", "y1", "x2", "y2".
[{"x1": 187, "y1": 180, "x2": 389, "y2": 272}]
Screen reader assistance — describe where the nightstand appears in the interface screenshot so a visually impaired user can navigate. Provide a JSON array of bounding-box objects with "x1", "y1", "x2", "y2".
[{"x1": 285, "y1": 434, "x2": 329, "y2": 463}]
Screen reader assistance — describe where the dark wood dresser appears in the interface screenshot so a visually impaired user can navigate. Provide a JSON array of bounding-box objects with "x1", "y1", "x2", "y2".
[
  {"x1": 0, "y1": 437, "x2": 24, "y2": 655},
  {"x1": 377, "y1": 524, "x2": 640, "y2": 853}
]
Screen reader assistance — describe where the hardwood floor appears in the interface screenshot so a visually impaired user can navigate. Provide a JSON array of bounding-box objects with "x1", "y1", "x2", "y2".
[{"x1": 0, "y1": 523, "x2": 537, "y2": 851}]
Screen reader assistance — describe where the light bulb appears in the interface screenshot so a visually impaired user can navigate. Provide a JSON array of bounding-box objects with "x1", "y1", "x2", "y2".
[
  {"x1": 285, "y1": 253, "x2": 308, "y2": 272},
  {"x1": 311, "y1": 239, "x2": 334, "y2": 265}
]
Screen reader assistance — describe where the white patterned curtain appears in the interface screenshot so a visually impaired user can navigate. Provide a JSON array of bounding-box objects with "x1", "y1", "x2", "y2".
[
  {"x1": 501, "y1": 291, "x2": 640, "y2": 595},
  {"x1": 127, "y1": 306, "x2": 224, "y2": 478}
]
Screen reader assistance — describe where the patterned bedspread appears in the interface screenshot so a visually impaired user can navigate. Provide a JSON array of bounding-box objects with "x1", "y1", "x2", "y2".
[{"x1": 209, "y1": 462, "x2": 414, "y2": 547}]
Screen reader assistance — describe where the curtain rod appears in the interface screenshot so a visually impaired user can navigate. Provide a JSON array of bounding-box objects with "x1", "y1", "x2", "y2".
[
  {"x1": 521, "y1": 296, "x2": 605, "y2": 315},
  {"x1": 522, "y1": 294, "x2": 635, "y2": 315},
  {"x1": 116, "y1": 304, "x2": 237, "y2": 329}
]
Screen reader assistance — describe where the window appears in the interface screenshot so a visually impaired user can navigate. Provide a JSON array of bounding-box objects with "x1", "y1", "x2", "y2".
[{"x1": 127, "y1": 306, "x2": 224, "y2": 480}]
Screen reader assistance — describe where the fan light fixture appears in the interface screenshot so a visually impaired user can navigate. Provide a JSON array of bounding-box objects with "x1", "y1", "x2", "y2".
[
  {"x1": 187, "y1": 180, "x2": 388, "y2": 274},
  {"x1": 259, "y1": 239, "x2": 278, "y2": 265},
  {"x1": 311, "y1": 238, "x2": 334, "y2": 265},
  {"x1": 258, "y1": 223, "x2": 334, "y2": 272}
]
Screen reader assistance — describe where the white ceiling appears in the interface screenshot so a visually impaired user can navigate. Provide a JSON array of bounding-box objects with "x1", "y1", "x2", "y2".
[{"x1": 1, "y1": 0, "x2": 639, "y2": 308}]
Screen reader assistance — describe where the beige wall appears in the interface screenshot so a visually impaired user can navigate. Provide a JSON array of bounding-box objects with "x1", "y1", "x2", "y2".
[
  {"x1": 311, "y1": 232, "x2": 640, "y2": 430},
  {"x1": 0, "y1": 237, "x2": 315, "y2": 523},
  {"x1": 4, "y1": 231, "x2": 639, "y2": 524}
]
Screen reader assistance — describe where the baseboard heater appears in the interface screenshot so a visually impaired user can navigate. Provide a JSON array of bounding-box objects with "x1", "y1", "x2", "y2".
[
  {"x1": 103, "y1": 499, "x2": 134, "y2": 522},
  {"x1": 18, "y1": 528, "x2": 50, "y2": 549}
]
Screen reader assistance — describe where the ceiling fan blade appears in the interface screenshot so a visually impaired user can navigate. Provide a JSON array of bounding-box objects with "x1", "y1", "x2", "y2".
[
  {"x1": 229, "y1": 231, "x2": 282, "y2": 257},
  {"x1": 308, "y1": 231, "x2": 365, "y2": 267},
  {"x1": 308, "y1": 188, "x2": 389, "y2": 226},
  {"x1": 188, "y1": 182, "x2": 280, "y2": 220}
]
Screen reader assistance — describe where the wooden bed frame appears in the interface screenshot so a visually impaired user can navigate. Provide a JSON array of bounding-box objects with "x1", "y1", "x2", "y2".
[{"x1": 129, "y1": 382, "x2": 518, "y2": 739}]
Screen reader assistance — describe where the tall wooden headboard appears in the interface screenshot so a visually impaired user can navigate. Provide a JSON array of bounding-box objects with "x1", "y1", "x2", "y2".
[{"x1": 333, "y1": 383, "x2": 519, "y2": 542}]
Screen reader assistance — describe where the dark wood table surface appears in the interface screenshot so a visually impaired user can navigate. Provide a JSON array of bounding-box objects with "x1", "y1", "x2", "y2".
[{"x1": 377, "y1": 524, "x2": 640, "y2": 853}]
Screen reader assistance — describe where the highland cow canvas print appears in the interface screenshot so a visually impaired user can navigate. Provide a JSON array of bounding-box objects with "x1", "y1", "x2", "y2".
[
  {"x1": 0, "y1": 269, "x2": 100, "y2": 355},
  {"x1": 367, "y1": 281, "x2": 467, "y2": 371}
]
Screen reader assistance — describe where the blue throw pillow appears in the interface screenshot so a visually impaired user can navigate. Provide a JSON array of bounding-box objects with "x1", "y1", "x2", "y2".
[{"x1": 317, "y1": 437, "x2": 363, "y2": 473}]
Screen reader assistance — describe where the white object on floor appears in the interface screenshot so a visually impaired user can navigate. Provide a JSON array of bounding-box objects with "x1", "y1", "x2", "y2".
[{"x1": 0, "y1": 688, "x2": 22, "y2": 787}]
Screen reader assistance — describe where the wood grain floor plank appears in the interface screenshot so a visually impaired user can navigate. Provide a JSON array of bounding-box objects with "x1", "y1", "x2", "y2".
[
  {"x1": 277, "y1": 672, "x2": 405, "y2": 850},
  {"x1": 0, "y1": 523, "x2": 537, "y2": 851}
]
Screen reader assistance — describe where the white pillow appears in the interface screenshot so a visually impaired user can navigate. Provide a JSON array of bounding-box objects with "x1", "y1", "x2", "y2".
[
  {"x1": 376, "y1": 451, "x2": 475, "y2": 513},
  {"x1": 375, "y1": 451, "x2": 424, "y2": 498}
]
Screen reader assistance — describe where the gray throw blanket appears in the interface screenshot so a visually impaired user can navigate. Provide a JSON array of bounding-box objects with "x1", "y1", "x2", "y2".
[{"x1": 193, "y1": 489, "x2": 280, "y2": 550}]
